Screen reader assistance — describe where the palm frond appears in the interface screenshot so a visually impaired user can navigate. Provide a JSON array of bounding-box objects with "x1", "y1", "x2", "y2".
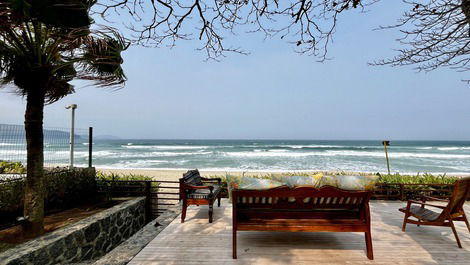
[{"x1": 77, "y1": 28, "x2": 128, "y2": 87}]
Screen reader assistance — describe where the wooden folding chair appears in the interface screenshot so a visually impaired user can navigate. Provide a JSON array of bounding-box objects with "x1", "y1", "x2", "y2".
[{"x1": 399, "y1": 176, "x2": 470, "y2": 248}]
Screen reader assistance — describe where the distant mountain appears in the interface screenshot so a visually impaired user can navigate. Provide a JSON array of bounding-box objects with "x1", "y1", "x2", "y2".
[{"x1": 0, "y1": 124, "x2": 82, "y2": 139}]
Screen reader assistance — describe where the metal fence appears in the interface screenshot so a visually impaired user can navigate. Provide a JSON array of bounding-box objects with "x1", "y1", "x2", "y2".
[
  {"x1": 0, "y1": 124, "x2": 91, "y2": 170},
  {"x1": 97, "y1": 179, "x2": 180, "y2": 220}
]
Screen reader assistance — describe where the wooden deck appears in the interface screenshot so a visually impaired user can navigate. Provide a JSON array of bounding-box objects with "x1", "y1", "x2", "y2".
[{"x1": 129, "y1": 200, "x2": 470, "y2": 264}]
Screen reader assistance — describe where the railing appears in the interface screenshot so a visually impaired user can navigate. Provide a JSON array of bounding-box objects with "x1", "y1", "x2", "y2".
[
  {"x1": 211, "y1": 182, "x2": 456, "y2": 201},
  {"x1": 372, "y1": 183, "x2": 454, "y2": 200},
  {"x1": 97, "y1": 179, "x2": 180, "y2": 221}
]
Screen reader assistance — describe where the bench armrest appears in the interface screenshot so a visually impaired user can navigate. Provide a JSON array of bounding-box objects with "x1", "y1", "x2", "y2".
[{"x1": 422, "y1": 195, "x2": 449, "y2": 202}]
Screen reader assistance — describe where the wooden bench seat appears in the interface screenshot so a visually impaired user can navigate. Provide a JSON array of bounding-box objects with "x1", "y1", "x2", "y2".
[{"x1": 232, "y1": 186, "x2": 373, "y2": 260}]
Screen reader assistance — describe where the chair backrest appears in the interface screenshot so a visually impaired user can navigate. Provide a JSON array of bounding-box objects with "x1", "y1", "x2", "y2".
[
  {"x1": 439, "y1": 177, "x2": 470, "y2": 220},
  {"x1": 182, "y1": 169, "x2": 203, "y2": 186}
]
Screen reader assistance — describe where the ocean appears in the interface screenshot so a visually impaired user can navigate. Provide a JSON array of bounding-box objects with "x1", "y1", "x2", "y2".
[
  {"x1": 8, "y1": 139, "x2": 466, "y2": 174},
  {"x1": 2, "y1": 139, "x2": 470, "y2": 174}
]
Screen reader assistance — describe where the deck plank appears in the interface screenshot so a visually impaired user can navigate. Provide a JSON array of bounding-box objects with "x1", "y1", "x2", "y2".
[{"x1": 129, "y1": 200, "x2": 470, "y2": 264}]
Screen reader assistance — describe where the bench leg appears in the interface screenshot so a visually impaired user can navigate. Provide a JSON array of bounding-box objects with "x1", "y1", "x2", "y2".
[
  {"x1": 365, "y1": 231, "x2": 373, "y2": 260},
  {"x1": 209, "y1": 203, "x2": 214, "y2": 223},
  {"x1": 233, "y1": 228, "x2": 237, "y2": 259},
  {"x1": 181, "y1": 200, "x2": 187, "y2": 223},
  {"x1": 218, "y1": 195, "x2": 221, "y2": 207}
]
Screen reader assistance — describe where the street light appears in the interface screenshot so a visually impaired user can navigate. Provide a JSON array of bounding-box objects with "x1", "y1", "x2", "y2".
[{"x1": 66, "y1": 104, "x2": 77, "y2": 168}]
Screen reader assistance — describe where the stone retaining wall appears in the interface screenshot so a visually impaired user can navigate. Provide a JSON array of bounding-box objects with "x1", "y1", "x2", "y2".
[
  {"x1": 93, "y1": 203, "x2": 182, "y2": 265},
  {"x1": 0, "y1": 197, "x2": 146, "y2": 265}
]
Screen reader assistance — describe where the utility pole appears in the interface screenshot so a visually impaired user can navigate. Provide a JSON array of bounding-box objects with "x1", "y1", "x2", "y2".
[
  {"x1": 382, "y1": 140, "x2": 391, "y2": 175},
  {"x1": 66, "y1": 104, "x2": 77, "y2": 168}
]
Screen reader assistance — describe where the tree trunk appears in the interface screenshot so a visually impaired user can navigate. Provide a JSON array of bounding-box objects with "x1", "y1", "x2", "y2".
[
  {"x1": 22, "y1": 91, "x2": 46, "y2": 237},
  {"x1": 462, "y1": 0, "x2": 470, "y2": 25}
]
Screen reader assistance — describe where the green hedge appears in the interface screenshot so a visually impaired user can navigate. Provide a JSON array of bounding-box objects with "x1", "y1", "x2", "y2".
[
  {"x1": 208, "y1": 172, "x2": 461, "y2": 200},
  {"x1": 0, "y1": 167, "x2": 97, "y2": 222},
  {"x1": 376, "y1": 173, "x2": 458, "y2": 185},
  {"x1": 0, "y1": 161, "x2": 26, "y2": 174},
  {"x1": 208, "y1": 172, "x2": 459, "y2": 185},
  {"x1": 96, "y1": 172, "x2": 159, "y2": 198}
]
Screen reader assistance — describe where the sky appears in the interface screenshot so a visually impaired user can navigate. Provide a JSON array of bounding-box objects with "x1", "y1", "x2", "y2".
[{"x1": 1, "y1": 1, "x2": 470, "y2": 140}]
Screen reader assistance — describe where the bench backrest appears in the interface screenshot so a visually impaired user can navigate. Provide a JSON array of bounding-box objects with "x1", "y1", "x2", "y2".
[
  {"x1": 232, "y1": 186, "x2": 372, "y2": 220},
  {"x1": 182, "y1": 169, "x2": 204, "y2": 186}
]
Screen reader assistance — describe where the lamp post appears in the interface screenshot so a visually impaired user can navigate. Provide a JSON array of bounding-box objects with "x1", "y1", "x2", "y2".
[
  {"x1": 66, "y1": 104, "x2": 77, "y2": 168},
  {"x1": 382, "y1": 140, "x2": 391, "y2": 175}
]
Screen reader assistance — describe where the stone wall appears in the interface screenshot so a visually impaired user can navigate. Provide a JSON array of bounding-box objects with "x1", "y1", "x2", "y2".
[
  {"x1": 0, "y1": 197, "x2": 146, "y2": 265},
  {"x1": 93, "y1": 203, "x2": 182, "y2": 265}
]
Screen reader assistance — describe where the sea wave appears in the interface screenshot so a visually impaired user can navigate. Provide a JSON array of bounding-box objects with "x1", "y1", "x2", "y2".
[
  {"x1": 121, "y1": 145, "x2": 209, "y2": 150},
  {"x1": 325, "y1": 150, "x2": 470, "y2": 159},
  {"x1": 282, "y1": 145, "x2": 346, "y2": 149},
  {"x1": 0, "y1": 143, "x2": 24, "y2": 146},
  {"x1": 92, "y1": 150, "x2": 212, "y2": 159},
  {"x1": 437, "y1": 147, "x2": 470, "y2": 151},
  {"x1": 225, "y1": 151, "x2": 316, "y2": 157},
  {"x1": 223, "y1": 150, "x2": 470, "y2": 159}
]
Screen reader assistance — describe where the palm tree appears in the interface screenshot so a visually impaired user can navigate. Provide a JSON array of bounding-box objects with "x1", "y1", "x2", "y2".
[{"x1": 0, "y1": 0, "x2": 128, "y2": 237}]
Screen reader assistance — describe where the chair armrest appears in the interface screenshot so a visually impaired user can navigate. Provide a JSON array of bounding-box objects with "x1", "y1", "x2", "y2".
[
  {"x1": 201, "y1": 177, "x2": 222, "y2": 184},
  {"x1": 408, "y1": 200, "x2": 446, "y2": 209},
  {"x1": 422, "y1": 195, "x2": 449, "y2": 202},
  {"x1": 183, "y1": 184, "x2": 214, "y2": 191}
]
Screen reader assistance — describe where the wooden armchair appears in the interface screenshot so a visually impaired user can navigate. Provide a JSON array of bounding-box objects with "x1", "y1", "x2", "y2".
[
  {"x1": 179, "y1": 169, "x2": 222, "y2": 223},
  {"x1": 399, "y1": 176, "x2": 470, "y2": 248}
]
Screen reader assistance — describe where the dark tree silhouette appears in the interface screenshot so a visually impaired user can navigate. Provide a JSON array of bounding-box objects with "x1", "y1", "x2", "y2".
[
  {"x1": 373, "y1": 0, "x2": 470, "y2": 75},
  {"x1": 94, "y1": 0, "x2": 373, "y2": 60},
  {"x1": 0, "y1": 0, "x2": 128, "y2": 237},
  {"x1": 96, "y1": 0, "x2": 470, "y2": 77}
]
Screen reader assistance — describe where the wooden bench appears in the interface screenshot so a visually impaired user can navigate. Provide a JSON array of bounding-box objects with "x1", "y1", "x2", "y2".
[
  {"x1": 179, "y1": 169, "x2": 222, "y2": 223},
  {"x1": 232, "y1": 186, "x2": 373, "y2": 260}
]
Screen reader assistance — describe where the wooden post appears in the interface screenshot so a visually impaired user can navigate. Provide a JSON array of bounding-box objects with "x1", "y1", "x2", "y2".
[
  {"x1": 400, "y1": 184, "x2": 405, "y2": 201},
  {"x1": 382, "y1": 141, "x2": 391, "y2": 175},
  {"x1": 88, "y1": 127, "x2": 93, "y2": 168},
  {"x1": 145, "y1": 181, "x2": 152, "y2": 223}
]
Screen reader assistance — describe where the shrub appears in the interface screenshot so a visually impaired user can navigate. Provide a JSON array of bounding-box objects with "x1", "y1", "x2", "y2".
[
  {"x1": 0, "y1": 167, "x2": 97, "y2": 223},
  {"x1": 96, "y1": 172, "x2": 159, "y2": 198},
  {"x1": 376, "y1": 173, "x2": 458, "y2": 185},
  {"x1": 209, "y1": 172, "x2": 460, "y2": 185},
  {"x1": 96, "y1": 172, "x2": 154, "y2": 182},
  {"x1": 0, "y1": 161, "x2": 26, "y2": 174},
  {"x1": 209, "y1": 172, "x2": 461, "y2": 200}
]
